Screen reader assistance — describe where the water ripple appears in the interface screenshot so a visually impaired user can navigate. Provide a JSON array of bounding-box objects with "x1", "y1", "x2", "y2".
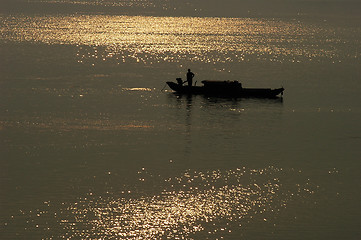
[
  {"x1": 1, "y1": 15, "x2": 356, "y2": 64},
  {"x1": 4, "y1": 167, "x2": 318, "y2": 239}
]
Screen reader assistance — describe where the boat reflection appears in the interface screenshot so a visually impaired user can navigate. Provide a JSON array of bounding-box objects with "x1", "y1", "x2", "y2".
[
  {"x1": 173, "y1": 94, "x2": 194, "y2": 158},
  {"x1": 168, "y1": 91, "x2": 283, "y2": 107}
]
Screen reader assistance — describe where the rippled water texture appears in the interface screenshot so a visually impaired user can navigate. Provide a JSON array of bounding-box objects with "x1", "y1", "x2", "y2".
[
  {"x1": 1, "y1": 9, "x2": 361, "y2": 240},
  {"x1": 4, "y1": 167, "x2": 319, "y2": 239},
  {"x1": 1, "y1": 15, "x2": 359, "y2": 65}
]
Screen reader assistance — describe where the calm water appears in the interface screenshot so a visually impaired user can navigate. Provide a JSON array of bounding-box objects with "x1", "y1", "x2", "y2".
[{"x1": 1, "y1": 0, "x2": 361, "y2": 239}]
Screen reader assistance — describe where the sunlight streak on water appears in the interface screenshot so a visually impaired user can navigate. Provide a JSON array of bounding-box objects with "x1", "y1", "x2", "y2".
[
  {"x1": 5, "y1": 167, "x2": 317, "y2": 239},
  {"x1": 0, "y1": 118, "x2": 154, "y2": 131},
  {"x1": 1, "y1": 15, "x2": 357, "y2": 65},
  {"x1": 29, "y1": 0, "x2": 156, "y2": 8}
]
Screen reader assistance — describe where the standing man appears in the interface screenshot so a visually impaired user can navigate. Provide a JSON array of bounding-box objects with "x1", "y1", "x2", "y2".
[{"x1": 186, "y1": 69, "x2": 195, "y2": 87}]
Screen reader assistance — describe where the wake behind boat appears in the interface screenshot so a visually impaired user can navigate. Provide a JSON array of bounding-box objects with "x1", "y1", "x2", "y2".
[{"x1": 166, "y1": 79, "x2": 284, "y2": 98}]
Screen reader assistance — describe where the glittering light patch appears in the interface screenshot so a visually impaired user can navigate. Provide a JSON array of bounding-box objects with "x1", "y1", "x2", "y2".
[
  {"x1": 4, "y1": 167, "x2": 319, "y2": 239},
  {"x1": 1, "y1": 119, "x2": 154, "y2": 131},
  {"x1": 1, "y1": 15, "x2": 354, "y2": 64},
  {"x1": 123, "y1": 87, "x2": 153, "y2": 91},
  {"x1": 28, "y1": 0, "x2": 157, "y2": 8}
]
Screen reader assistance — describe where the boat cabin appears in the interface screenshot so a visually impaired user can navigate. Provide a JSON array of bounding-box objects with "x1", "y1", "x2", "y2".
[{"x1": 201, "y1": 80, "x2": 242, "y2": 88}]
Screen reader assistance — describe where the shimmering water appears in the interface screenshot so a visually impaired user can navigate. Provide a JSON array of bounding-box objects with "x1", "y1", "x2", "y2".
[{"x1": 1, "y1": 1, "x2": 361, "y2": 239}]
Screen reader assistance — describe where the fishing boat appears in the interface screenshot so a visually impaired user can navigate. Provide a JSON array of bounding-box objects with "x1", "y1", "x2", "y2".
[{"x1": 166, "y1": 80, "x2": 284, "y2": 98}]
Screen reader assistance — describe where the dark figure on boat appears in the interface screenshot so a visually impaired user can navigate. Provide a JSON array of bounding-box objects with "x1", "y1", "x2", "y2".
[
  {"x1": 186, "y1": 69, "x2": 195, "y2": 87},
  {"x1": 176, "y1": 78, "x2": 186, "y2": 86}
]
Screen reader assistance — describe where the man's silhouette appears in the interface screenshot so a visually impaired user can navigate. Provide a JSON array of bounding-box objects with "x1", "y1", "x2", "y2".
[{"x1": 186, "y1": 69, "x2": 195, "y2": 87}]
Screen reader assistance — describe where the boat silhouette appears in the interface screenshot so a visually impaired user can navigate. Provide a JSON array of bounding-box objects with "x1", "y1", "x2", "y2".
[{"x1": 166, "y1": 80, "x2": 284, "y2": 98}]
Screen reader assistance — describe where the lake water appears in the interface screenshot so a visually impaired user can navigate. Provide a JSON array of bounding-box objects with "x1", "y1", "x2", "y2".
[{"x1": 1, "y1": 0, "x2": 361, "y2": 239}]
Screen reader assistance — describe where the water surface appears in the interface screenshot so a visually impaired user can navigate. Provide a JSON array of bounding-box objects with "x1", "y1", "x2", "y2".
[{"x1": 1, "y1": 2, "x2": 361, "y2": 239}]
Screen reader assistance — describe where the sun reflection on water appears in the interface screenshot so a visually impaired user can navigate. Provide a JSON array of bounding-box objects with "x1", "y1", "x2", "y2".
[
  {"x1": 0, "y1": 14, "x2": 352, "y2": 64},
  {"x1": 29, "y1": 0, "x2": 157, "y2": 8},
  {"x1": 5, "y1": 167, "x2": 318, "y2": 239}
]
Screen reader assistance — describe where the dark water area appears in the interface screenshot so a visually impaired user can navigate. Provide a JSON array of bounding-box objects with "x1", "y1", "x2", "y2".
[{"x1": 1, "y1": 1, "x2": 361, "y2": 239}]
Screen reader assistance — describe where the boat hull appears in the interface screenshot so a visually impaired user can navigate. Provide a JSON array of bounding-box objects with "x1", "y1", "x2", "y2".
[{"x1": 166, "y1": 81, "x2": 284, "y2": 98}]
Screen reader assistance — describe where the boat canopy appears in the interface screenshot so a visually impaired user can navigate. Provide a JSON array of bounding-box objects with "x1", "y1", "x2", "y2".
[{"x1": 201, "y1": 80, "x2": 242, "y2": 88}]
